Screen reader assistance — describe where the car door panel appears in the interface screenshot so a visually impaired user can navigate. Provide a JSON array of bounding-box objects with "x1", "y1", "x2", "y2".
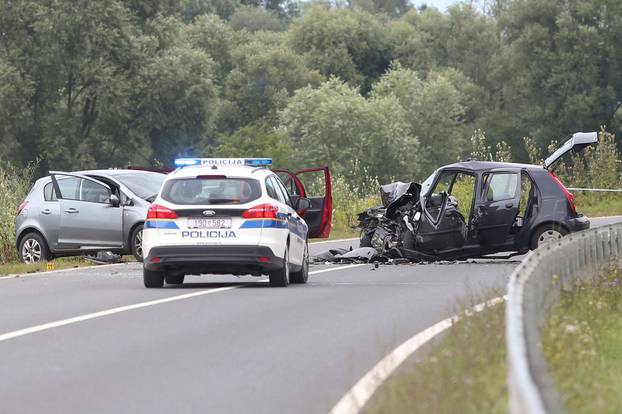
[
  {"x1": 475, "y1": 170, "x2": 521, "y2": 246},
  {"x1": 274, "y1": 167, "x2": 332, "y2": 239},
  {"x1": 50, "y1": 172, "x2": 123, "y2": 249}
]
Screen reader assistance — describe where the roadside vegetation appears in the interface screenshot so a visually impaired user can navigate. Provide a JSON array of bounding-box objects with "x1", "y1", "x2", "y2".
[
  {"x1": 543, "y1": 266, "x2": 622, "y2": 413},
  {"x1": 366, "y1": 296, "x2": 507, "y2": 414}
]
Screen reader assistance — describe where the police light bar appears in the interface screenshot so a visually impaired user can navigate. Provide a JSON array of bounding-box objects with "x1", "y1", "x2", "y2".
[{"x1": 174, "y1": 158, "x2": 272, "y2": 168}]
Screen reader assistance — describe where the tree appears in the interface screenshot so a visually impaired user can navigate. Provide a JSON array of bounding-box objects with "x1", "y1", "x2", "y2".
[
  {"x1": 287, "y1": 7, "x2": 390, "y2": 92},
  {"x1": 372, "y1": 64, "x2": 467, "y2": 174},
  {"x1": 221, "y1": 36, "x2": 322, "y2": 131},
  {"x1": 279, "y1": 78, "x2": 419, "y2": 185}
]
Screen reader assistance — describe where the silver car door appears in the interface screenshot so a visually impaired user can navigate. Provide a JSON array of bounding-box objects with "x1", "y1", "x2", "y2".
[{"x1": 50, "y1": 172, "x2": 123, "y2": 249}]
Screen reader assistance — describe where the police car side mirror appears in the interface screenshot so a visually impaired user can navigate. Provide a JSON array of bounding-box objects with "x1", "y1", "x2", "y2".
[
  {"x1": 296, "y1": 197, "x2": 312, "y2": 212},
  {"x1": 109, "y1": 194, "x2": 120, "y2": 208}
]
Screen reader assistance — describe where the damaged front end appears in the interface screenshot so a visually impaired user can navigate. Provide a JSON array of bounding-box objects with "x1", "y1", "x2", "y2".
[{"x1": 356, "y1": 181, "x2": 426, "y2": 261}]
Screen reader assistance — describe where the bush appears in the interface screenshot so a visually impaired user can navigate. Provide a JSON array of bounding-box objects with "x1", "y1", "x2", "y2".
[
  {"x1": 331, "y1": 174, "x2": 380, "y2": 237},
  {"x1": 0, "y1": 161, "x2": 37, "y2": 263}
]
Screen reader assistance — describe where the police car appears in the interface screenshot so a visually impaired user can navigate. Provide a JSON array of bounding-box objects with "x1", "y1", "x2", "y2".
[{"x1": 142, "y1": 158, "x2": 332, "y2": 288}]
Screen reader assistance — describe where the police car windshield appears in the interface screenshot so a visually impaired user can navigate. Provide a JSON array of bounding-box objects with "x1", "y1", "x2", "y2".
[{"x1": 161, "y1": 177, "x2": 261, "y2": 205}]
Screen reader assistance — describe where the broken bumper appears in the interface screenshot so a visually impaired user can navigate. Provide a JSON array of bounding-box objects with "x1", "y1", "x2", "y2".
[{"x1": 567, "y1": 215, "x2": 590, "y2": 232}]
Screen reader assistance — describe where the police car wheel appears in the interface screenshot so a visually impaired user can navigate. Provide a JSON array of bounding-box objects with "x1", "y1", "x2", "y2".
[
  {"x1": 143, "y1": 267, "x2": 165, "y2": 288},
  {"x1": 165, "y1": 272, "x2": 185, "y2": 285},
  {"x1": 290, "y1": 243, "x2": 309, "y2": 284},
  {"x1": 269, "y1": 246, "x2": 290, "y2": 287}
]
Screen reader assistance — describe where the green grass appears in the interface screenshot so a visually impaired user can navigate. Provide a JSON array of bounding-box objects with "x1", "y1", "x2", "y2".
[
  {"x1": 543, "y1": 266, "x2": 622, "y2": 413},
  {"x1": 0, "y1": 255, "x2": 136, "y2": 276},
  {"x1": 365, "y1": 297, "x2": 507, "y2": 414},
  {"x1": 574, "y1": 193, "x2": 622, "y2": 218},
  {"x1": 0, "y1": 256, "x2": 93, "y2": 276}
]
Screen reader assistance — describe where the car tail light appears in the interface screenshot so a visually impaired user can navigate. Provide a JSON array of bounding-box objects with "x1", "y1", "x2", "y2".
[
  {"x1": 147, "y1": 204, "x2": 177, "y2": 219},
  {"x1": 16, "y1": 200, "x2": 28, "y2": 216},
  {"x1": 549, "y1": 172, "x2": 577, "y2": 215},
  {"x1": 242, "y1": 203, "x2": 278, "y2": 219}
]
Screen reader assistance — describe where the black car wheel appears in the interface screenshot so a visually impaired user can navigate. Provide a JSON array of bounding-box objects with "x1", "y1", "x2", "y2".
[
  {"x1": 290, "y1": 243, "x2": 309, "y2": 284},
  {"x1": 269, "y1": 246, "x2": 290, "y2": 287},
  {"x1": 131, "y1": 224, "x2": 144, "y2": 262},
  {"x1": 19, "y1": 232, "x2": 50, "y2": 264},
  {"x1": 143, "y1": 267, "x2": 164, "y2": 288},
  {"x1": 530, "y1": 224, "x2": 568, "y2": 249}
]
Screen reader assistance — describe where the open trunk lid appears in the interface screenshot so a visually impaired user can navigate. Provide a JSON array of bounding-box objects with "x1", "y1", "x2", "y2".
[{"x1": 544, "y1": 131, "x2": 598, "y2": 171}]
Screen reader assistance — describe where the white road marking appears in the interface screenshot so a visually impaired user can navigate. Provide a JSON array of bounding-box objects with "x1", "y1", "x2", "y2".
[
  {"x1": 328, "y1": 296, "x2": 506, "y2": 414},
  {"x1": 0, "y1": 265, "x2": 363, "y2": 343}
]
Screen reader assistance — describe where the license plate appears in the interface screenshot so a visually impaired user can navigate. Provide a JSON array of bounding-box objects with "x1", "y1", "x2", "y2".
[{"x1": 187, "y1": 217, "x2": 232, "y2": 229}]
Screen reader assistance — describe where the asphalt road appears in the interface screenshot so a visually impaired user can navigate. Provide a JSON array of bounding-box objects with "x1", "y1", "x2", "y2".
[{"x1": 1, "y1": 217, "x2": 620, "y2": 414}]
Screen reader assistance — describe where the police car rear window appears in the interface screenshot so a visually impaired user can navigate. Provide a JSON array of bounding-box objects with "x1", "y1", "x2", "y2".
[{"x1": 161, "y1": 177, "x2": 261, "y2": 205}]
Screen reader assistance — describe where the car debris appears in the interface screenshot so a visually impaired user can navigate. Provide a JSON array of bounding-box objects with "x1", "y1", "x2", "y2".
[
  {"x1": 329, "y1": 132, "x2": 598, "y2": 264},
  {"x1": 84, "y1": 251, "x2": 122, "y2": 265}
]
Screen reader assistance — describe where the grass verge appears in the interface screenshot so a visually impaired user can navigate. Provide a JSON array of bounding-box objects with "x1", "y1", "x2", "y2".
[
  {"x1": 574, "y1": 193, "x2": 622, "y2": 218},
  {"x1": 542, "y1": 266, "x2": 622, "y2": 413},
  {"x1": 365, "y1": 296, "x2": 507, "y2": 414},
  {"x1": 0, "y1": 255, "x2": 136, "y2": 276}
]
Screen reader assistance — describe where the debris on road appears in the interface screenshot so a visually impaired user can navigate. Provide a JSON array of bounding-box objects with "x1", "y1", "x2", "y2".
[{"x1": 84, "y1": 251, "x2": 122, "y2": 265}]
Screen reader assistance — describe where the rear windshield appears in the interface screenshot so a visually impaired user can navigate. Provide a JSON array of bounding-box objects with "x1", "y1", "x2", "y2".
[{"x1": 161, "y1": 177, "x2": 261, "y2": 205}]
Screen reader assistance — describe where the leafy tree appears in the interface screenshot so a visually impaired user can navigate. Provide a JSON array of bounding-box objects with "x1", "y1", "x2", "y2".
[
  {"x1": 229, "y1": 6, "x2": 286, "y2": 32},
  {"x1": 183, "y1": 0, "x2": 241, "y2": 20},
  {"x1": 221, "y1": 36, "x2": 322, "y2": 131},
  {"x1": 279, "y1": 78, "x2": 419, "y2": 185},
  {"x1": 287, "y1": 7, "x2": 389, "y2": 91},
  {"x1": 372, "y1": 64, "x2": 467, "y2": 174},
  {"x1": 213, "y1": 123, "x2": 294, "y2": 169}
]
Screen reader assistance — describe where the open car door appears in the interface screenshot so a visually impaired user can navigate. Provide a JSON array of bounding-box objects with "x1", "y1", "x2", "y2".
[
  {"x1": 544, "y1": 132, "x2": 598, "y2": 171},
  {"x1": 274, "y1": 167, "x2": 332, "y2": 239}
]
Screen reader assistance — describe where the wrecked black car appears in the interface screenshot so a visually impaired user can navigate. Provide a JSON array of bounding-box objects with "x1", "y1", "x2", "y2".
[{"x1": 356, "y1": 132, "x2": 596, "y2": 261}]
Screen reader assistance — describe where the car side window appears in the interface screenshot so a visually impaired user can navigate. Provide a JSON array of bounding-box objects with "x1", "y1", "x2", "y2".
[
  {"x1": 273, "y1": 176, "x2": 293, "y2": 207},
  {"x1": 267, "y1": 176, "x2": 287, "y2": 205},
  {"x1": 55, "y1": 176, "x2": 81, "y2": 200},
  {"x1": 276, "y1": 172, "x2": 299, "y2": 196},
  {"x1": 518, "y1": 172, "x2": 535, "y2": 218},
  {"x1": 80, "y1": 179, "x2": 111, "y2": 204},
  {"x1": 486, "y1": 173, "x2": 518, "y2": 202},
  {"x1": 43, "y1": 182, "x2": 57, "y2": 201},
  {"x1": 424, "y1": 171, "x2": 456, "y2": 222},
  {"x1": 265, "y1": 177, "x2": 282, "y2": 202}
]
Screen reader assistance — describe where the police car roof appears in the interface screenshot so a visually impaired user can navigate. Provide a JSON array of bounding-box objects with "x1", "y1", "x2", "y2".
[{"x1": 169, "y1": 165, "x2": 273, "y2": 179}]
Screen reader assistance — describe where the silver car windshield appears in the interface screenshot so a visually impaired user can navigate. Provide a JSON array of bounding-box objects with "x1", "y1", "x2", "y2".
[{"x1": 112, "y1": 172, "x2": 166, "y2": 200}]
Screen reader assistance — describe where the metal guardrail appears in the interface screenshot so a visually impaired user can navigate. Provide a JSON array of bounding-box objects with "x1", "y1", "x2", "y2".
[{"x1": 506, "y1": 223, "x2": 622, "y2": 413}]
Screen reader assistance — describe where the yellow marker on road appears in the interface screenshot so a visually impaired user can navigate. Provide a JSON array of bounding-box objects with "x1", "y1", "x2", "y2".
[{"x1": 46, "y1": 262, "x2": 55, "y2": 271}]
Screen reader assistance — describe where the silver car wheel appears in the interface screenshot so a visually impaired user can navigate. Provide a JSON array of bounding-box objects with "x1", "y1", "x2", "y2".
[
  {"x1": 538, "y1": 229, "x2": 563, "y2": 247},
  {"x1": 22, "y1": 238, "x2": 42, "y2": 263},
  {"x1": 134, "y1": 229, "x2": 143, "y2": 259}
]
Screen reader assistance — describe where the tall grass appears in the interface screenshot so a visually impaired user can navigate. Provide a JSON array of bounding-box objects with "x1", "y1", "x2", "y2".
[
  {"x1": 330, "y1": 174, "x2": 381, "y2": 238},
  {"x1": 0, "y1": 161, "x2": 37, "y2": 264},
  {"x1": 543, "y1": 266, "x2": 622, "y2": 413}
]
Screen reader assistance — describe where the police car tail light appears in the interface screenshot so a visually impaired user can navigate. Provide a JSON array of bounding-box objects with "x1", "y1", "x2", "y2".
[
  {"x1": 147, "y1": 204, "x2": 178, "y2": 219},
  {"x1": 242, "y1": 203, "x2": 278, "y2": 219}
]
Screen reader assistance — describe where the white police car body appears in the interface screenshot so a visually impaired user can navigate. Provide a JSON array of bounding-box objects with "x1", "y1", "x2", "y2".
[{"x1": 142, "y1": 158, "x2": 332, "y2": 287}]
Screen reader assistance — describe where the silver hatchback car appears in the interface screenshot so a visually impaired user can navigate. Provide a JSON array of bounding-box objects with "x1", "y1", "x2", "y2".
[{"x1": 15, "y1": 169, "x2": 166, "y2": 263}]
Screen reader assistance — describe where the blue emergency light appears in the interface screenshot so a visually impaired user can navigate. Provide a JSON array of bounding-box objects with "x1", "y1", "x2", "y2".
[{"x1": 174, "y1": 158, "x2": 273, "y2": 168}]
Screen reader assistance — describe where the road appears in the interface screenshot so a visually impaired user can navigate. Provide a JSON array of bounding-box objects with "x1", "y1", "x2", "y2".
[{"x1": 0, "y1": 217, "x2": 619, "y2": 414}]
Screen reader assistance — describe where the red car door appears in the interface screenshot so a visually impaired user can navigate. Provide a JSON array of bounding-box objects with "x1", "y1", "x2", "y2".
[{"x1": 273, "y1": 167, "x2": 332, "y2": 239}]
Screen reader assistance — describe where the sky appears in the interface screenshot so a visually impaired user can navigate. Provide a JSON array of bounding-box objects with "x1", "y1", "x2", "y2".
[{"x1": 415, "y1": 0, "x2": 457, "y2": 11}]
